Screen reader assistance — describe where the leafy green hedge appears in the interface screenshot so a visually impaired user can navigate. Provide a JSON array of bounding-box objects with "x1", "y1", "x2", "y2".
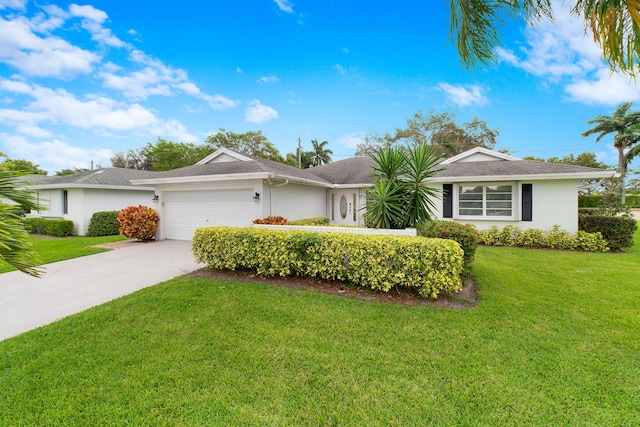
[
  {"x1": 578, "y1": 215, "x2": 637, "y2": 251},
  {"x1": 193, "y1": 227, "x2": 464, "y2": 299},
  {"x1": 579, "y1": 194, "x2": 640, "y2": 208},
  {"x1": 626, "y1": 194, "x2": 640, "y2": 208},
  {"x1": 477, "y1": 225, "x2": 609, "y2": 252},
  {"x1": 418, "y1": 220, "x2": 477, "y2": 275},
  {"x1": 87, "y1": 211, "x2": 120, "y2": 237},
  {"x1": 24, "y1": 217, "x2": 74, "y2": 237},
  {"x1": 288, "y1": 216, "x2": 331, "y2": 226}
]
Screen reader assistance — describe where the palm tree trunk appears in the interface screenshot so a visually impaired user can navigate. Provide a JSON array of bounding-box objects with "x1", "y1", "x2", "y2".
[{"x1": 618, "y1": 144, "x2": 626, "y2": 204}]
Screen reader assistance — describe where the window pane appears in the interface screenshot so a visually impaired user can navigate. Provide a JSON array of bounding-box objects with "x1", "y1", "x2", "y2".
[
  {"x1": 460, "y1": 208, "x2": 483, "y2": 216},
  {"x1": 487, "y1": 185, "x2": 512, "y2": 193},
  {"x1": 487, "y1": 209, "x2": 512, "y2": 216}
]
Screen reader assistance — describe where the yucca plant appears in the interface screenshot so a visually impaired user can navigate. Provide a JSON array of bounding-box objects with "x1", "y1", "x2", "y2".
[{"x1": 364, "y1": 144, "x2": 442, "y2": 229}]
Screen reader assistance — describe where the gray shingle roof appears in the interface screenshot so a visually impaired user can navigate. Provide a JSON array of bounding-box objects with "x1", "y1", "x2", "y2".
[
  {"x1": 433, "y1": 159, "x2": 613, "y2": 178},
  {"x1": 30, "y1": 168, "x2": 159, "y2": 187},
  {"x1": 308, "y1": 157, "x2": 375, "y2": 185}
]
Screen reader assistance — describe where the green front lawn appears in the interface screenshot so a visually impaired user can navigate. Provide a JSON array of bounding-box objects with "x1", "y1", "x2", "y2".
[
  {"x1": 0, "y1": 234, "x2": 128, "y2": 274},
  {"x1": 0, "y1": 231, "x2": 638, "y2": 425}
]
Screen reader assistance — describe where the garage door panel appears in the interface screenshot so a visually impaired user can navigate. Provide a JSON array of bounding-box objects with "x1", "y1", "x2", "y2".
[{"x1": 164, "y1": 189, "x2": 256, "y2": 240}]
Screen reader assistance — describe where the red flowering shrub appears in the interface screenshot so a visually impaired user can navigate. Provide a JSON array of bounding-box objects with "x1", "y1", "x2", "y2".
[
  {"x1": 117, "y1": 205, "x2": 159, "y2": 240},
  {"x1": 253, "y1": 216, "x2": 288, "y2": 225}
]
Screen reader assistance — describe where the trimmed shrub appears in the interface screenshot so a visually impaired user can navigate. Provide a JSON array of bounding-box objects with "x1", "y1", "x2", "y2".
[
  {"x1": 288, "y1": 216, "x2": 330, "y2": 226},
  {"x1": 418, "y1": 220, "x2": 477, "y2": 274},
  {"x1": 477, "y1": 225, "x2": 609, "y2": 252},
  {"x1": 253, "y1": 216, "x2": 288, "y2": 225},
  {"x1": 117, "y1": 205, "x2": 159, "y2": 241},
  {"x1": 45, "y1": 219, "x2": 74, "y2": 237},
  {"x1": 578, "y1": 194, "x2": 601, "y2": 208},
  {"x1": 578, "y1": 215, "x2": 637, "y2": 251},
  {"x1": 193, "y1": 227, "x2": 464, "y2": 299},
  {"x1": 87, "y1": 211, "x2": 120, "y2": 237},
  {"x1": 23, "y1": 217, "x2": 47, "y2": 234},
  {"x1": 23, "y1": 217, "x2": 74, "y2": 236},
  {"x1": 626, "y1": 194, "x2": 640, "y2": 208}
]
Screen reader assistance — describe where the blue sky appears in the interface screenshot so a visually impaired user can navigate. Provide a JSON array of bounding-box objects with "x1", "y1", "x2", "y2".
[{"x1": 1, "y1": 0, "x2": 639, "y2": 174}]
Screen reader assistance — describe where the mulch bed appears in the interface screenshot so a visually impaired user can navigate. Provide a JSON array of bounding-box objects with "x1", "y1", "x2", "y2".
[{"x1": 188, "y1": 268, "x2": 478, "y2": 310}]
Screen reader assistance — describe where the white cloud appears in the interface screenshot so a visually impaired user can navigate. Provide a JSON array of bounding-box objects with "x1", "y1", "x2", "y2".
[
  {"x1": 0, "y1": 78, "x2": 197, "y2": 138},
  {"x1": 273, "y1": 0, "x2": 294, "y2": 13},
  {"x1": 334, "y1": 64, "x2": 346, "y2": 76},
  {"x1": 245, "y1": 99, "x2": 278, "y2": 123},
  {"x1": 257, "y1": 75, "x2": 279, "y2": 84},
  {"x1": 16, "y1": 124, "x2": 52, "y2": 138},
  {"x1": 496, "y1": 0, "x2": 637, "y2": 106},
  {"x1": 565, "y1": 69, "x2": 640, "y2": 105},
  {"x1": 437, "y1": 83, "x2": 487, "y2": 107},
  {"x1": 0, "y1": 15, "x2": 101, "y2": 77},
  {"x1": 68, "y1": 4, "x2": 108, "y2": 23},
  {"x1": 337, "y1": 132, "x2": 365, "y2": 149},
  {"x1": 0, "y1": 0, "x2": 27, "y2": 10},
  {"x1": 2, "y1": 134, "x2": 113, "y2": 172},
  {"x1": 236, "y1": 66, "x2": 244, "y2": 74}
]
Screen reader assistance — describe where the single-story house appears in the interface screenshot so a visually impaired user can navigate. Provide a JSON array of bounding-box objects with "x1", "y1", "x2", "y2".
[
  {"x1": 131, "y1": 147, "x2": 616, "y2": 241},
  {"x1": 27, "y1": 168, "x2": 158, "y2": 236}
]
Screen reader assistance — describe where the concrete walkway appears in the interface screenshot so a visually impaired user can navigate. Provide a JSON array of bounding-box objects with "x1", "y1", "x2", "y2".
[{"x1": 0, "y1": 240, "x2": 202, "y2": 341}]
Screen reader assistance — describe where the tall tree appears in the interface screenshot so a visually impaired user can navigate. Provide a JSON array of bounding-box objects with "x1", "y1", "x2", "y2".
[
  {"x1": 449, "y1": 0, "x2": 640, "y2": 75},
  {"x1": 0, "y1": 171, "x2": 42, "y2": 276},
  {"x1": 205, "y1": 129, "x2": 285, "y2": 162},
  {"x1": 310, "y1": 139, "x2": 333, "y2": 166},
  {"x1": 110, "y1": 145, "x2": 154, "y2": 170},
  {"x1": 357, "y1": 110, "x2": 499, "y2": 157},
  {"x1": 0, "y1": 158, "x2": 47, "y2": 175},
  {"x1": 582, "y1": 102, "x2": 640, "y2": 202},
  {"x1": 147, "y1": 138, "x2": 210, "y2": 171}
]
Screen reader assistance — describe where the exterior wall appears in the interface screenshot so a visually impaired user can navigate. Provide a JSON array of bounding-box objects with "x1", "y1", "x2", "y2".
[
  {"x1": 269, "y1": 183, "x2": 326, "y2": 221},
  {"x1": 432, "y1": 180, "x2": 580, "y2": 233},
  {"x1": 30, "y1": 188, "x2": 153, "y2": 235}
]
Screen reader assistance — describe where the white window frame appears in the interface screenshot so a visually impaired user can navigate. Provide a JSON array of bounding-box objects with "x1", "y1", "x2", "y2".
[{"x1": 455, "y1": 182, "x2": 517, "y2": 220}]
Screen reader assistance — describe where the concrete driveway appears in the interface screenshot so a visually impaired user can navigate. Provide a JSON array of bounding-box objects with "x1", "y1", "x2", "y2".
[{"x1": 0, "y1": 240, "x2": 202, "y2": 342}]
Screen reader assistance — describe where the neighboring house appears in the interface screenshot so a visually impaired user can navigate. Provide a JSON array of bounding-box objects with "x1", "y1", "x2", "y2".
[
  {"x1": 27, "y1": 168, "x2": 158, "y2": 236},
  {"x1": 132, "y1": 147, "x2": 616, "y2": 241}
]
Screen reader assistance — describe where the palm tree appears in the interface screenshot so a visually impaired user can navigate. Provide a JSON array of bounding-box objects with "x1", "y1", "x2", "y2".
[
  {"x1": 0, "y1": 170, "x2": 42, "y2": 276},
  {"x1": 582, "y1": 102, "x2": 640, "y2": 202},
  {"x1": 449, "y1": 0, "x2": 640, "y2": 75},
  {"x1": 310, "y1": 139, "x2": 333, "y2": 167}
]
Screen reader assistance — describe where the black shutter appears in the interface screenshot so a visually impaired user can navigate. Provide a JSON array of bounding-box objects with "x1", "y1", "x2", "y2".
[
  {"x1": 443, "y1": 184, "x2": 453, "y2": 218},
  {"x1": 522, "y1": 184, "x2": 532, "y2": 221}
]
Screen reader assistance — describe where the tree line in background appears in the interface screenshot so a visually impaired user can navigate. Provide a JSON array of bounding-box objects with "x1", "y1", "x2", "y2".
[{"x1": 110, "y1": 130, "x2": 333, "y2": 172}]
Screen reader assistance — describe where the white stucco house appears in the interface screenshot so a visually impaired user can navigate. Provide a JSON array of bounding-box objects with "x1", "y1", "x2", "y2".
[
  {"x1": 27, "y1": 168, "x2": 158, "y2": 236},
  {"x1": 131, "y1": 147, "x2": 616, "y2": 241}
]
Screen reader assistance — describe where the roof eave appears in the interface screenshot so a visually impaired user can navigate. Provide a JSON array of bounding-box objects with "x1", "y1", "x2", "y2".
[{"x1": 31, "y1": 183, "x2": 154, "y2": 191}]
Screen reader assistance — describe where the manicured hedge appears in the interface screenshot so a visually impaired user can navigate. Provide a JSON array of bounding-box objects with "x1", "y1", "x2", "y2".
[
  {"x1": 193, "y1": 227, "x2": 464, "y2": 299},
  {"x1": 87, "y1": 211, "x2": 120, "y2": 237},
  {"x1": 418, "y1": 220, "x2": 477, "y2": 275},
  {"x1": 288, "y1": 216, "x2": 331, "y2": 226},
  {"x1": 477, "y1": 225, "x2": 609, "y2": 252},
  {"x1": 578, "y1": 215, "x2": 637, "y2": 251},
  {"x1": 579, "y1": 193, "x2": 640, "y2": 208},
  {"x1": 24, "y1": 217, "x2": 74, "y2": 237}
]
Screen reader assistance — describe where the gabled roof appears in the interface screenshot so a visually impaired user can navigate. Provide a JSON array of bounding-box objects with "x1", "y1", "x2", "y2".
[
  {"x1": 29, "y1": 168, "x2": 158, "y2": 190},
  {"x1": 132, "y1": 152, "x2": 333, "y2": 186},
  {"x1": 131, "y1": 147, "x2": 617, "y2": 187}
]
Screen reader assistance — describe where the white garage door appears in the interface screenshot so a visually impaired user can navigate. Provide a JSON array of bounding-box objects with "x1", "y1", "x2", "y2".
[{"x1": 164, "y1": 189, "x2": 256, "y2": 240}]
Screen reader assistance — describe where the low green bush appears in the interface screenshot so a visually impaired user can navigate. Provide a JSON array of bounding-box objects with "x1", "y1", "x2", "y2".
[
  {"x1": 87, "y1": 211, "x2": 120, "y2": 237},
  {"x1": 23, "y1": 217, "x2": 74, "y2": 236},
  {"x1": 23, "y1": 217, "x2": 47, "y2": 234},
  {"x1": 578, "y1": 194, "x2": 601, "y2": 208},
  {"x1": 418, "y1": 220, "x2": 477, "y2": 274},
  {"x1": 477, "y1": 225, "x2": 609, "y2": 252},
  {"x1": 193, "y1": 227, "x2": 464, "y2": 299},
  {"x1": 578, "y1": 215, "x2": 637, "y2": 251},
  {"x1": 288, "y1": 216, "x2": 330, "y2": 226},
  {"x1": 626, "y1": 194, "x2": 640, "y2": 208},
  {"x1": 45, "y1": 219, "x2": 74, "y2": 237}
]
